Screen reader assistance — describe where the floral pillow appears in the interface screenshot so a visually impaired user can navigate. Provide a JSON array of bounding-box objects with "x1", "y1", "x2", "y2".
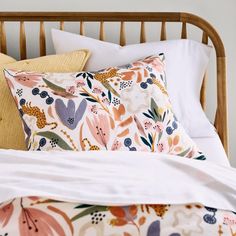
[{"x1": 4, "y1": 55, "x2": 205, "y2": 159}]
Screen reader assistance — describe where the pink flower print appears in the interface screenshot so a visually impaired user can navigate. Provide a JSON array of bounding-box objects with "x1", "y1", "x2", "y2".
[
  {"x1": 143, "y1": 57, "x2": 164, "y2": 73},
  {"x1": 132, "y1": 61, "x2": 143, "y2": 67},
  {"x1": 157, "y1": 143, "x2": 164, "y2": 152},
  {"x1": 144, "y1": 120, "x2": 153, "y2": 130},
  {"x1": 154, "y1": 122, "x2": 164, "y2": 132},
  {"x1": 157, "y1": 142, "x2": 167, "y2": 153},
  {"x1": 90, "y1": 105, "x2": 98, "y2": 114},
  {"x1": 27, "y1": 196, "x2": 41, "y2": 201},
  {"x1": 102, "y1": 97, "x2": 110, "y2": 105},
  {"x1": 111, "y1": 140, "x2": 122, "y2": 150},
  {"x1": 86, "y1": 114, "x2": 110, "y2": 149},
  {"x1": 19, "y1": 205, "x2": 66, "y2": 236},
  {"x1": 13, "y1": 71, "x2": 42, "y2": 88},
  {"x1": 92, "y1": 87, "x2": 103, "y2": 94},
  {"x1": 76, "y1": 79, "x2": 85, "y2": 87},
  {"x1": 187, "y1": 150, "x2": 195, "y2": 158},
  {"x1": 0, "y1": 202, "x2": 14, "y2": 227},
  {"x1": 66, "y1": 86, "x2": 76, "y2": 95}
]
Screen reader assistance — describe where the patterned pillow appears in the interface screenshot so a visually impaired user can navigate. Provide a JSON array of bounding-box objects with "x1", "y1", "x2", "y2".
[{"x1": 4, "y1": 55, "x2": 205, "y2": 159}]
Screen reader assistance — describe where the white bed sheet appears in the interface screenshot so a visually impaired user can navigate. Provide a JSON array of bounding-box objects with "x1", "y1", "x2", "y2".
[
  {"x1": 193, "y1": 132, "x2": 229, "y2": 166},
  {"x1": 0, "y1": 150, "x2": 236, "y2": 211}
]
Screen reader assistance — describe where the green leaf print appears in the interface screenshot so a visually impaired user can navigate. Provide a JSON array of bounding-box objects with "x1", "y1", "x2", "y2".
[
  {"x1": 108, "y1": 90, "x2": 112, "y2": 102},
  {"x1": 71, "y1": 206, "x2": 108, "y2": 222},
  {"x1": 43, "y1": 78, "x2": 66, "y2": 93},
  {"x1": 74, "y1": 204, "x2": 94, "y2": 209},
  {"x1": 86, "y1": 78, "x2": 92, "y2": 89},
  {"x1": 150, "y1": 98, "x2": 162, "y2": 122},
  {"x1": 194, "y1": 154, "x2": 206, "y2": 160},
  {"x1": 141, "y1": 136, "x2": 152, "y2": 149},
  {"x1": 37, "y1": 131, "x2": 73, "y2": 150}
]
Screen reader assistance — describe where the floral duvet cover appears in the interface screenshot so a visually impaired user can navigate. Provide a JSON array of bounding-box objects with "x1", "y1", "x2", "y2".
[{"x1": 1, "y1": 197, "x2": 236, "y2": 236}]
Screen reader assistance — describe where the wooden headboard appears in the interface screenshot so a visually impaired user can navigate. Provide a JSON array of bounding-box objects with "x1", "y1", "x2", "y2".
[{"x1": 0, "y1": 12, "x2": 228, "y2": 154}]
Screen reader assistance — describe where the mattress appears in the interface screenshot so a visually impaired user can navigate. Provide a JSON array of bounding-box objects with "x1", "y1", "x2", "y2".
[{"x1": 193, "y1": 132, "x2": 229, "y2": 166}]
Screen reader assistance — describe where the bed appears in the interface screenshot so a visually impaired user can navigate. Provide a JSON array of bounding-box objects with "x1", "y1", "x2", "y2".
[{"x1": 0, "y1": 12, "x2": 235, "y2": 236}]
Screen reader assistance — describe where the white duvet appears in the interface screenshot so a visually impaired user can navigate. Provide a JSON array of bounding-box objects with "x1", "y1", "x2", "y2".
[{"x1": 0, "y1": 149, "x2": 235, "y2": 212}]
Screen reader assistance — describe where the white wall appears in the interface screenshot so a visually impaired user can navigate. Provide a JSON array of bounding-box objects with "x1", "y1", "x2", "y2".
[{"x1": 1, "y1": 0, "x2": 236, "y2": 166}]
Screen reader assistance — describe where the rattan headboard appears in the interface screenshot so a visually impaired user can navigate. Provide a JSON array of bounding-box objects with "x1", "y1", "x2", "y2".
[{"x1": 0, "y1": 12, "x2": 228, "y2": 154}]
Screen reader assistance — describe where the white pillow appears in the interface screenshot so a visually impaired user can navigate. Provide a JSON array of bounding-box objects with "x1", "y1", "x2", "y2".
[{"x1": 52, "y1": 29, "x2": 215, "y2": 137}]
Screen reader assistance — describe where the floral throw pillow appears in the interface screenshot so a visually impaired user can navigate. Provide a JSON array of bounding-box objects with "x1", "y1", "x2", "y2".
[{"x1": 4, "y1": 55, "x2": 205, "y2": 159}]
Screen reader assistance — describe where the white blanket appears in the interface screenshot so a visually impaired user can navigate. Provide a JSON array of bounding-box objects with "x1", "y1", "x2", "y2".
[{"x1": 0, "y1": 149, "x2": 235, "y2": 212}]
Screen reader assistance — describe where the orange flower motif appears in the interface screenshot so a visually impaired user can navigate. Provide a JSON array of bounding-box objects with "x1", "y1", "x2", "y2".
[
  {"x1": 121, "y1": 71, "x2": 135, "y2": 81},
  {"x1": 109, "y1": 207, "x2": 126, "y2": 218},
  {"x1": 110, "y1": 218, "x2": 127, "y2": 226},
  {"x1": 109, "y1": 205, "x2": 138, "y2": 227}
]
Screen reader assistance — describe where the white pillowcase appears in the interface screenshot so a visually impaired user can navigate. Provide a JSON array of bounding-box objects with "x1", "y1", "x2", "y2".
[{"x1": 52, "y1": 29, "x2": 215, "y2": 137}]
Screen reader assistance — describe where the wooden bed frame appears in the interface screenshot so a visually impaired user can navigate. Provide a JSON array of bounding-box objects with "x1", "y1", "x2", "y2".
[{"x1": 0, "y1": 12, "x2": 228, "y2": 154}]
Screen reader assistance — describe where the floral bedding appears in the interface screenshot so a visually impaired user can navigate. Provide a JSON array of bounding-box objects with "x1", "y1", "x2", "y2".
[
  {"x1": 1, "y1": 197, "x2": 236, "y2": 236},
  {"x1": 4, "y1": 55, "x2": 204, "y2": 159},
  {"x1": 2, "y1": 51, "x2": 235, "y2": 236},
  {"x1": 0, "y1": 150, "x2": 235, "y2": 236}
]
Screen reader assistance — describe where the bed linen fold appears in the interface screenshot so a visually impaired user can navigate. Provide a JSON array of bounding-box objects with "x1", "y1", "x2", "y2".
[{"x1": 0, "y1": 149, "x2": 235, "y2": 212}]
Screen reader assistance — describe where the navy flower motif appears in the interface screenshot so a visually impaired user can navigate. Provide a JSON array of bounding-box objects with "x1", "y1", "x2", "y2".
[
  {"x1": 166, "y1": 121, "x2": 178, "y2": 135},
  {"x1": 140, "y1": 78, "x2": 153, "y2": 89},
  {"x1": 55, "y1": 99, "x2": 87, "y2": 130},
  {"x1": 124, "y1": 138, "x2": 137, "y2": 151},
  {"x1": 203, "y1": 207, "x2": 217, "y2": 224}
]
